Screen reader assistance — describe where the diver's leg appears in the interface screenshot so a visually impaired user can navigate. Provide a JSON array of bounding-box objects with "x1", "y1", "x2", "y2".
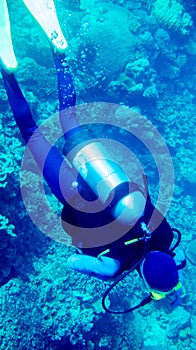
[
  {"x1": 52, "y1": 48, "x2": 81, "y2": 138},
  {"x1": 1, "y1": 70, "x2": 37, "y2": 142},
  {"x1": 1, "y1": 70, "x2": 76, "y2": 204},
  {"x1": 52, "y1": 49, "x2": 76, "y2": 111}
]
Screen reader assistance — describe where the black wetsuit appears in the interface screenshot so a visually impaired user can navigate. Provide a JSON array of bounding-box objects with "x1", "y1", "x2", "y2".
[
  {"x1": 2, "y1": 48, "x2": 173, "y2": 277},
  {"x1": 62, "y1": 180, "x2": 174, "y2": 274}
]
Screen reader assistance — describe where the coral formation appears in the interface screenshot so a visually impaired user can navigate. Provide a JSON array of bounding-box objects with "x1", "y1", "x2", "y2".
[
  {"x1": 152, "y1": 0, "x2": 193, "y2": 35},
  {"x1": 0, "y1": 216, "x2": 16, "y2": 286},
  {"x1": 0, "y1": 152, "x2": 15, "y2": 188},
  {"x1": 0, "y1": 215, "x2": 16, "y2": 238},
  {"x1": 185, "y1": 240, "x2": 196, "y2": 265}
]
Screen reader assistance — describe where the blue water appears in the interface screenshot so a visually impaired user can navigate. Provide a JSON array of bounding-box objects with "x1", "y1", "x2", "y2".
[{"x1": 0, "y1": 0, "x2": 195, "y2": 349}]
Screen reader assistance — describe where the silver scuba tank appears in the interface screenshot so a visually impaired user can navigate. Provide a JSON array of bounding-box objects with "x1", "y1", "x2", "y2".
[
  {"x1": 68, "y1": 140, "x2": 146, "y2": 226},
  {"x1": 72, "y1": 141, "x2": 129, "y2": 204}
]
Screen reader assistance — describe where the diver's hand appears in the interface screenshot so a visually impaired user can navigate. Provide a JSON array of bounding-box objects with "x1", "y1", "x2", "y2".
[{"x1": 67, "y1": 253, "x2": 121, "y2": 280}]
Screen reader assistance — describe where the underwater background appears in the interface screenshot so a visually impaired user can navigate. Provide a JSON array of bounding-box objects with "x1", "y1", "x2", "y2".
[{"x1": 0, "y1": 0, "x2": 196, "y2": 349}]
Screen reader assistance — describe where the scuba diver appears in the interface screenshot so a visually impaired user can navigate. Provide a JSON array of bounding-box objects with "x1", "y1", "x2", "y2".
[{"x1": 1, "y1": 0, "x2": 186, "y2": 313}]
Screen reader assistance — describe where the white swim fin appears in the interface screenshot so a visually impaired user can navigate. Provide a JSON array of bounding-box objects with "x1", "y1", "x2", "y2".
[
  {"x1": 22, "y1": 0, "x2": 68, "y2": 52},
  {"x1": 0, "y1": 0, "x2": 18, "y2": 72}
]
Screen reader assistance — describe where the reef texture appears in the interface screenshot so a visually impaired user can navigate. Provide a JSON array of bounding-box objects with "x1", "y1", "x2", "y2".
[{"x1": 0, "y1": 0, "x2": 196, "y2": 349}]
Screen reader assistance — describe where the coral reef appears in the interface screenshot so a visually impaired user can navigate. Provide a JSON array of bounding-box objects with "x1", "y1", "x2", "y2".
[
  {"x1": 0, "y1": 152, "x2": 15, "y2": 188},
  {"x1": 0, "y1": 216, "x2": 16, "y2": 286},
  {"x1": 0, "y1": 215, "x2": 16, "y2": 237},
  {"x1": 185, "y1": 240, "x2": 196, "y2": 265},
  {"x1": 152, "y1": 0, "x2": 193, "y2": 35},
  {"x1": 0, "y1": 0, "x2": 196, "y2": 349}
]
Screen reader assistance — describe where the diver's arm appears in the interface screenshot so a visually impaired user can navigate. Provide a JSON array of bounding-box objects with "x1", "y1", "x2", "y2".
[{"x1": 67, "y1": 253, "x2": 121, "y2": 280}]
